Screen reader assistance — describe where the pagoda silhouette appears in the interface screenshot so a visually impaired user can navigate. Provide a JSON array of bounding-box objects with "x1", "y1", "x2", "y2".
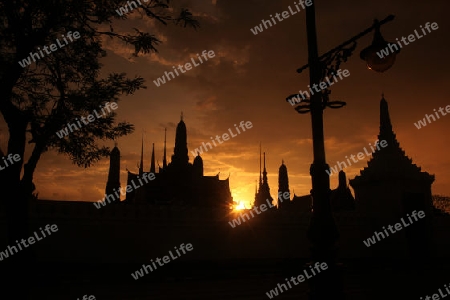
[
  {"x1": 263, "y1": 96, "x2": 433, "y2": 222},
  {"x1": 254, "y1": 145, "x2": 274, "y2": 208},
  {"x1": 350, "y1": 96, "x2": 435, "y2": 218},
  {"x1": 105, "y1": 114, "x2": 233, "y2": 208}
]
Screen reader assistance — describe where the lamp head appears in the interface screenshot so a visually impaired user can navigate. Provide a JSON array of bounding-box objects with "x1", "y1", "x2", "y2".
[{"x1": 360, "y1": 21, "x2": 398, "y2": 72}]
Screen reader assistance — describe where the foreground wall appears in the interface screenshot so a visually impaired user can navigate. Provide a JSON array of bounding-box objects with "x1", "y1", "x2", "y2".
[{"x1": 0, "y1": 200, "x2": 448, "y2": 263}]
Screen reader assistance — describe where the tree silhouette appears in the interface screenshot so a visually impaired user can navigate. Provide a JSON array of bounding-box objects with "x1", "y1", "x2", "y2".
[{"x1": 0, "y1": 0, "x2": 199, "y2": 268}]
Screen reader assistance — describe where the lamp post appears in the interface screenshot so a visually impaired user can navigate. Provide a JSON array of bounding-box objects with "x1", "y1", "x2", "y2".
[{"x1": 286, "y1": 3, "x2": 396, "y2": 299}]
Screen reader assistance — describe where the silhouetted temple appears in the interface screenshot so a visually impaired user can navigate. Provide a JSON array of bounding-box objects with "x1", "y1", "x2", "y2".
[
  {"x1": 330, "y1": 170, "x2": 356, "y2": 211},
  {"x1": 254, "y1": 147, "x2": 273, "y2": 208},
  {"x1": 106, "y1": 114, "x2": 233, "y2": 207},
  {"x1": 251, "y1": 150, "x2": 356, "y2": 211},
  {"x1": 275, "y1": 96, "x2": 436, "y2": 216},
  {"x1": 275, "y1": 158, "x2": 355, "y2": 211},
  {"x1": 6, "y1": 96, "x2": 446, "y2": 273},
  {"x1": 285, "y1": 170, "x2": 355, "y2": 212},
  {"x1": 350, "y1": 96, "x2": 435, "y2": 218},
  {"x1": 290, "y1": 193, "x2": 312, "y2": 211}
]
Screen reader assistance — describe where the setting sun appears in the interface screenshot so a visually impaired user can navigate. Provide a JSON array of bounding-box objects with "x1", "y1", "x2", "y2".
[{"x1": 234, "y1": 201, "x2": 248, "y2": 211}]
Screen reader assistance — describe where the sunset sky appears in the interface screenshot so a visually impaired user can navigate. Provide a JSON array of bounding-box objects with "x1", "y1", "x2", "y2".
[{"x1": 4, "y1": 0, "x2": 449, "y2": 208}]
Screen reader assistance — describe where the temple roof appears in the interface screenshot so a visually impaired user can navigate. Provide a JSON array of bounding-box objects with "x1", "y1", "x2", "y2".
[{"x1": 350, "y1": 96, "x2": 434, "y2": 186}]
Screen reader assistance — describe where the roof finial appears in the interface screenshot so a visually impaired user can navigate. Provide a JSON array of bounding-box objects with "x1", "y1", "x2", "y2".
[{"x1": 181, "y1": 111, "x2": 183, "y2": 121}]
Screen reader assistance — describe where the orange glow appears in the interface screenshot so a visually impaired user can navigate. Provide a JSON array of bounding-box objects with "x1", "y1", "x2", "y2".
[
  {"x1": 230, "y1": 186, "x2": 253, "y2": 211},
  {"x1": 27, "y1": 2, "x2": 450, "y2": 204},
  {"x1": 233, "y1": 201, "x2": 247, "y2": 211}
]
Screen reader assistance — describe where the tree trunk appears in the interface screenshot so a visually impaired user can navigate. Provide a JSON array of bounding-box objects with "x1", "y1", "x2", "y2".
[{"x1": 0, "y1": 98, "x2": 33, "y2": 299}]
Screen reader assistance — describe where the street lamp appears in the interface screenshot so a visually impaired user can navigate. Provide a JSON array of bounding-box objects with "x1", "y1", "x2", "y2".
[
  {"x1": 360, "y1": 21, "x2": 399, "y2": 72},
  {"x1": 286, "y1": 3, "x2": 395, "y2": 299}
]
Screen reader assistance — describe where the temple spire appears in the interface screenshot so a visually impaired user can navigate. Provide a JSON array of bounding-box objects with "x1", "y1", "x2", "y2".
[
  {"x1": 150, "y1": 143, "x2": 156, "y2": 173},
  {"x1": 262, "y1": 152, "x2": 268, "y2": 184},
  {"x1": 163, "y1": 128, "x2": 167, "y2": 169},
  {"x1": 379, "y1": 95, "x2": 397, "y2": 148},
  {"x1": 380, "y1": 95, "x2": 393, "y2": 133},
  {"x1": 254, "y1": 150, "x2": 273, "y2": 208},
  {"x1": 264, "y1": 152, "x2": 266, "y2": 170},
  {"x1": 278, "y1": 159, "x2": 290, "y2": 209},
  {"x1": 259, "y1": 143, "x2": 262, "y2": 188},
  {"x1": 171, "y1": 113, "x2": 189, "y2": 166}
]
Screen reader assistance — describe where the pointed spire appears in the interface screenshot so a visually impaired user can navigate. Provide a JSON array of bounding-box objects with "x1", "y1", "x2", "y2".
[
  {"x1": 139, "y1": 135, "x2": 144, "y2": 176},
  {"x1": 259, "y1": 143, "x2": 262, "y2": 188},
  {"x1": 380, "y1": 95, "x2": 392, "y2": 133},
  {"x1": 379, "y1": 94, "x2": 396, "y2": 147},
  {"x1": 163, "y1": 128, "x2": 167, "y2": 169},
  {"x1": 254, "y1": 149, "x2": 273, "y2": 208},
  {"x1": 180, "y1": 111, "x2": 183, "y2": 121},
  {"x1": 262, "y1": 151, "x2": 268, "y2": 184},
  {"x1": 263, "y1": 152, "x2": 266, "y2": 171},
  {"x1": 150, "y1": 143, "x2": 156, "y2": 173}
]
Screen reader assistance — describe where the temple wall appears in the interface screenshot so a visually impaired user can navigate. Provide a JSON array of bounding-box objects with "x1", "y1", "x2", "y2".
[{"x1": 0, "y1": 201, "x2": 448, "y2": 263}]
